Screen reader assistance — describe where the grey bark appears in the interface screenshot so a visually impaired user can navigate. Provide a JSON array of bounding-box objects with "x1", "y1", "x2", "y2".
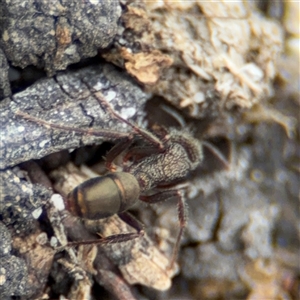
[
  {"x1": 1, "y1": 63, "x2": 149, "y2": 169},
  {"x1": 0, "y1": 0, "x2": 121, "y2": 75}
]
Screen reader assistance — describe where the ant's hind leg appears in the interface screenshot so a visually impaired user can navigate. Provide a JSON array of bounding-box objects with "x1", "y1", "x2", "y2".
[
  {"x1": 64, "y1": 231, "x2": 142, "y2": 249},
  {"x1": 140, "y1": 190, "x2": 187, "y2": 270},
  {"x1": 56, "y1": 213, "x2": 144, "y2": 252}
]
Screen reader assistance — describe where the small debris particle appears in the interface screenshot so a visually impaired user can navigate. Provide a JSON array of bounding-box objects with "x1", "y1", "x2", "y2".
[
  {"x1": 50, "y1": 193, "x2": 65, "y2": 211},
  {"x1": 32, "y1": 207, "x2": 43, "y2": 219}
]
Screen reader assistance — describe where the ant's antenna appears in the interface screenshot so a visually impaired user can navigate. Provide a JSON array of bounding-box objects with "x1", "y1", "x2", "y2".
[
  {"x1": 160, "y1": 105, "x2": 186, "y2": 128},
  {"x1": 202, "y1": 140, "x2": 230, "y2": 169}
]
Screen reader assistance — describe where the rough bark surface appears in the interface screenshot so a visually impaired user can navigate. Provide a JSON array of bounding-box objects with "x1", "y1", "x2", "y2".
[
  {"x1": 1, "y1": 63, "x2": 148, "y2": 169},
  {"x1": 0, "y1": 0, "x2": 121, "y2": 75}
]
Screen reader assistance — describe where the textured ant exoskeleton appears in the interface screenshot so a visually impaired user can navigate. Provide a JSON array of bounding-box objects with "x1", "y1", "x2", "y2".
[{"x1": 16, "y1": 91, "x2": 229, "y2": 269}]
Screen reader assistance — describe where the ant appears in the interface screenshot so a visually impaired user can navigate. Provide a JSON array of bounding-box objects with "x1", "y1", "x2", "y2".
[{"x1": 16, "y1": 91, "x2": 229, "y2": 270}]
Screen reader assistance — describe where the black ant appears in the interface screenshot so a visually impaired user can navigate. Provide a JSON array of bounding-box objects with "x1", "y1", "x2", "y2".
[{"x1": 16, "y1": 91, "x2": 229, "y2": 270}]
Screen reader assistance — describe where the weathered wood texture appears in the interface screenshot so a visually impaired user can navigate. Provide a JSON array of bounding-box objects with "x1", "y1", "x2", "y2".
[
  {"x1": 0, "y1": 0, "x2": 121, "y2": 75},
  {"x1": 1, "y1": 64, "x2": 149, "y2": 169}
]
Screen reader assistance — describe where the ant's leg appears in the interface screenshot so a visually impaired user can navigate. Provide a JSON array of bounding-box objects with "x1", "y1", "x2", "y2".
[
  {"x1": 123, "y1": 146, "x2": 162, "y2": 163},
  {"x1": 140, "y1": 190, "x2": 187, "y2": 270},
  {"x1": 93, "y1": 91, "x2": 165, "y2": 151},
  {"x1": 73, "y1": 212, "x2": 146, "y2": 246},
  {"x1": 139, "y1": 189, "x2": 181, "y2": 204},
  {"x1": 170, "y1": 191, "x2": 187, "y2": 271},
  {"x1": 15, "y1": 110, "x2": 129, "y2": 140},
  {"x1": 105, "y1": 135, "x2": 175, "y2": 172},
  {"x1": 105, "y1": 137, "x2": 133, "y2": 171},
  {"x1": 118, "y1": 212, "x2": 145, "y2": 235},
  {"x1": 61, "y1": 213, "x2": 145, "y2": 249},
  {"x1": 61, "y1": 231, "x2": 143, "y2": 250}
]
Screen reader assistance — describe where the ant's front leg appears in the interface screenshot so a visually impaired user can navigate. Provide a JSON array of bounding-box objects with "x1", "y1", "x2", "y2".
[
  {"x1": 140, "y1": 189, "x2": 187, "y2": 270},
  {"x1": 105, "y1": 136, "x2": 133, "y2": 171}
]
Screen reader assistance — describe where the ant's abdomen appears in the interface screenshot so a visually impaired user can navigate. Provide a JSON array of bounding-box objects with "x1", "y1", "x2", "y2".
[{"x1": 66, "y1": 172, "x2": 140, "y2": 219}]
